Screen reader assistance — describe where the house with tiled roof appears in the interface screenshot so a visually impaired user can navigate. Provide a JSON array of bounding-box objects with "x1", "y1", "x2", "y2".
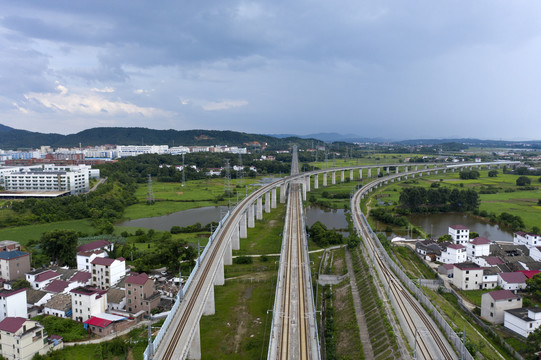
[
  {"x1": 44, "y1": 294, "x2": 72, "y2": 318},
  {"x1": 452, "y1": 263, "x2": 483, "y2": 290},
  {"x1": 439, "y1": 244, "x2": 467, "y2": 264},
  {"x1": 125, "y1": 272, "x2": 160, "y2": 315},
  {"x1": 70, "y1": 286, "x2": 107, "y2": 322},
  {"x1": 43, "y1": 280, "x2": 71, "y2": 294},
  {"x1": 473, "y1": 256, "x2": 505, "y2": 268},
  {"x1": 77, "y1": 240, "x2": 113, "y2": 254},
  {"x1": 449, "y1": 225, "x2": 470, "y2": 245},
  {"x1": 84, "y1": 313, "x2": 131, "y2": 336},
  {"x1": 77, "y1": 249, "x2": 107, "y2": 272},
  {"x1": 0, "y1": 288, "x2": 27, "y2": 322},
  {"x1": 504, "y1": 307, "x2": 541, "y2": 338},
  {"x1": 467, "y1": 237, "x2": 491, "y2": 259},
  {"x1": 415, "y1": 240, "x2": 444, "y2": 261},
  {"x1": 517, "y1": 270, "x2": 541, "y2": 279},
  {"x1": 26, "y1": 269, "x2": 61, "y2": 290},
  {"x1": 0, "y1": 250, "x2": 30, "y2": 281},
  {"x1": 498, "y1": 272, "x2": 528, "y2": 292},
  {"x1": 91, "y1": 257, "x2": 126, "y2": 289},
  {"x1": 0, "y1": 317, "x2": 58, "y2": 359},
  {"x1": 514, "y1": 231, "x2": 541, "y2": 248},
  {"x1": 0, "y1": 240, "x2": 21, "y2": 252},
  {"x1": 69, "y1": 271, "x2": 92, "y2": 286},
  {"x1": 107, "y1": 288, "x2": 126, "y2": 311},
  {"x1": 482, "y1": 268, "x2": 499, "y2": 290},
  {"x1": 481, "y1": 290, "x2": 522, "y2": 324}
]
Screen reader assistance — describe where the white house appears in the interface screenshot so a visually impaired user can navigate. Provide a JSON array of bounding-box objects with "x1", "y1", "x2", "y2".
[
  {"x1": 91, "y1": 257, "x2": 126, "y2": 289},
  {"x1": 439, "y1": 244, "x2": 467, "y2": 264},
  {"x1": 498, "y1": 272, "x2": 528, "y2": 292},
  {"x1": 504, "y1": 307, "x2": 541, "y2": 338},
  {"x1": 514, "y1": 231, "x2": 541, "y2": 248},
  {"x1": 482, "y1": 269, "x2": 499, "y2": 290},
  {"x1": 467, "y1": 237, "x2": 491, "y2": 259},
  {"x1": 77, "y1": 240, "x2": 113, "y2": 254},
  {"x1": 481, "y1": 290, "x2": 522, "y2": 324},
  {"x1": 449, "y1": 225, "x2": 470, "y2": 245},
  {"x1": 43, "y1": 294, "x2": 72, "y2": 318},
  {"x1": 77, "y1": 250, "x2": 107, "y2": 271},
  {"x1": 529, "y1": 247, "x2": 541, "y2": 262},
  {"x1": 453, "y1": 263, "x2": 484, "y2": 290},
  {"x1": 473, "y1": 256, "x2": 505, "y2": 268},
  {"x1": 0, "y1": 288, "x2": 28, "y2": 322},
  {"x1": 26, "y1": 270, "x2": 62, "y2": 290},
  {"x1": 70, "y1": 287, "x2": 107, "y2": 322}
]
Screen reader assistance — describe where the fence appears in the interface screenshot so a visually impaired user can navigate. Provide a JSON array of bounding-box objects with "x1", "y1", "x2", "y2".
[{"x1": 144, "y1": 210, "x2": 230, "y2": 360}]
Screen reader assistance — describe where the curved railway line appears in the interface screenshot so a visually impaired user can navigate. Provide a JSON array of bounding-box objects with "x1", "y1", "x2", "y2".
[{"x1": 352, "y1": 178, "x2": 456, "y2": 360}]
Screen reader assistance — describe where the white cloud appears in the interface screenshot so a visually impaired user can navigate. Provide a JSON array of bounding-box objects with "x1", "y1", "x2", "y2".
[
  {"x1": 22, "y1": 85, "x2": 173, "y2": 117},
  {"x1": 91, "y1": 87, "x2": 115, "y2": 93},
  {"x1": 202, "y1": 99, "x2": 248, "y2": 111}
]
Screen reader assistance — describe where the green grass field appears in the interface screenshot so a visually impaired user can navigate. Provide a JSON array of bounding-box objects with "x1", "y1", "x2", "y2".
[
  {"x1": 0, "y1": 219, "x2": 96, "y2": 245},
  {"x1": 235, "y1": 204, "x2": 286, "y2": 255}
]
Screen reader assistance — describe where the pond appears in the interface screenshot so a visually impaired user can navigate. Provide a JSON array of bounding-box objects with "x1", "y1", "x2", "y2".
[
  {"x1": 304, "y1": 204, "x2": 349, "y2": 230},
  {"x1": 118, "y1": 206, "x2": 228, "y2": 231},
  {"x1": 407, "y1": 212, "x2": 514, "y2": 242}
]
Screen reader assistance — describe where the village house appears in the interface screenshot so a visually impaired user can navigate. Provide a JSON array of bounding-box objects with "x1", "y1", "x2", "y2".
[
  {"x1": 70, "y1": 287, "x2": 107, "y2": 322},
  {"x1": 0, "y1": 288, "x2": 28, "y2": 322},
  {"x1": 26, "y1": 270, "x2": 61, "y2": 290},
  {"x1": 91, "y1": 257, "x2": 126, "y2": 289},
  {"x1": 481, "y1": 290, "x2": 522, "y2": 324},
  {"x1": 449, "y1": 225, "x2": 470, "y2": 245},
  {"x1": 439, "y1": 244, "x2": 467, "y2": 264},
  {"x1": 466, "y1": 237, "x2": 491, "y2": 259},
  {"x1": 504, "y1": 307, "x2": 541, "y2": 338},
  {"x1": 498, "y1": 272, "x2": 528, "y2": 293},
  {"x1": 452, "y1": 263, "x2": 483, "y2": 290},
  {"x1": 0, "y1": 250, "x2": 31, "y2": 281},
  {"x1": 0, "y1": 317, "x2": 59, "y2": 359},
  {"x1": 125, "y1": 272, "x2": 160, "y2": 315},
  {"x1": 514, "y1": 231, "x2": 541, "y2": 248}
]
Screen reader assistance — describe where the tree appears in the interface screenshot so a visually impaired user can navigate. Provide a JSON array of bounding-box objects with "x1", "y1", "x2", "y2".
[
  {"x1": 516, "y1": 176, "x2": 531, "y2": 186},
  {"x1": 12, "y1": 279, "x2": 30, "y2": 290},
  {"x1": 469, "y1": 232, "x2": 479, "y2": 239},
  {"x1": 526, "y1": 273, "x2": 541, "y2": 300},
  {"x1": 437, "y1": 234, "x2": 452, "y2": 243},
  {"x1": 40, "y1": 229, "x2": 78, "y2": 267},
  {"x1": 488, "y1": 170, "x2": 498, "y2": 177},
  {"x1": 527, "y1": 327, "x2": 541, "y2": 355},
  {"x1": 459, "y1": 170, "x2": 480, "y2": 180}
]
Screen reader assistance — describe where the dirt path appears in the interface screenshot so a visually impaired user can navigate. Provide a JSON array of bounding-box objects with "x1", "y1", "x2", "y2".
[{"x1": 345, "y1": 248, "x2": 375, "y2": 360}]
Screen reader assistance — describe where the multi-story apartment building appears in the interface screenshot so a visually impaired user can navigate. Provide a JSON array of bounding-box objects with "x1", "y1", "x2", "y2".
[
  {"x1": 4, "y1": 169, "x2": 89, "y2": 195},
  {"x1": 481, "y1": 290, "x2": 522, "y2": 324},
  {"x1": 449, "y1": 225, "x2": 470, "y2": 245},
  {"x1": 453, "y1": 263, "x2": 484, "y2": 290},
  {"x1": 0, "y1": 250, "x2": 31, "y2": 281},
  {"x1": 125, "y1": 272, "x2": 160, "y2": 315},
  {"x1": 0, "y1": 317, "x2": 53, "y2": 360},
  {"x1": 70, "y1": 287, "x2": 107, "y2": 322},
  {"x1": 90, "y1": 257, "x2": 125, "y2": 289},
  {"x1": 514, "y1": 231, "x2": 541, "y2": 248},
  {"x1": 0, "y1": 288, "x2": 28, "y2": 321}
]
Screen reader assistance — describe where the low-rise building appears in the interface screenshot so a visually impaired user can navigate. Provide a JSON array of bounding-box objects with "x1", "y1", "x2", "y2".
[
  {"x1": 504, "y1": 307, "x2": 541, "y2": 338},
  {"x1": 481, "y1": 290, "x2": 522, "y2": 324},
  {"x1": 77, "y1": 250, "x2": 107, "y2": 271},
  {"x1": 0, "y1": 250, "x2": 31, "y2": 281},
  {"x1": 472, "y1": 256, "x2": 505, "y2": 268},
  {"x1": 416, "y1": 240, "x2": 443, "y2": 261},
  {"x1": 529, "y1": 247, "x2": 541, "y2": 262},
  {"x1": 91, "y1": 257, "x2": 126, "y2": 289},
  {"x1": 453, "y1": 263, "x2": 483, "y2": 290},
  {"x1": 77, "y1": 240, "x2": 113, "y2": 254},
  {"x1": 44, "y1": 294, "x2": 72, "y2": 318},
  {"x1": 439, "y1": 244, "x2": 467, "y2": 264},
  {"x1": 70, "y1": 287, "x2": 107, "y2": 322},
  {"x1": 107, "y1": 288, "x2": 126, "y2": 311},
  {"x1": 26, "y1": 270, "x2": 62, "y2": 290},
  {"x1": 514, "y1": 231, "x2": 541, "y2": 248},
  {"x1": 449, "y1": 225, "x2": 470, "y2": 245},
  {"x1": 498, "y1": 272, "x2": 528, "y2": 292},
  {"x1": 0, "y1": 288, "x2": 28, "y2": 321},
  {"x1": 125, "y1": 272, "x2": 160, "y2": 315},
  {"x1": 84, "y1": 313, "x2": 132, "y2": 337},
  {"x1": 0, "y1": 240, "x2": 21, "y2": 252},
  {"x1": 0, "y1": 317, "x2": 53, "y2": 359},
  {"x1": 466, "y1": 237, "x2": 491, "y2": 259}
]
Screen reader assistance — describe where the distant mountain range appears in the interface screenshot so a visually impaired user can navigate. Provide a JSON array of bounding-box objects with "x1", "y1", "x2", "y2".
[{"x1": 0, "y1": 124, "x2": 540, "y2": 150}]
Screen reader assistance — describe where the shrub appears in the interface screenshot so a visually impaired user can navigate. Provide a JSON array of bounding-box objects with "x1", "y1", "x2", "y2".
[
  {"x1": 233, "y1": 255, "x2": 253, "y2": 264},
  {"x1": 516, "y1": 176, "x2": 531, "y2": 186}
]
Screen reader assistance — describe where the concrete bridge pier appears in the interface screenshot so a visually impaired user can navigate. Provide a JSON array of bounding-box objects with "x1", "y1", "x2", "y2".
[
  {"x1": 302, "y1": 181, "x2": 307, "y2": 201},
  {"x1": 203, "y1": 286, "x2": 215, "y2": 315},
  {"x1": 386, "y1": 167, "x2": 389, "y2": 175},
  {"x1": 415, "y1": 166, "x2": 418, "y2": 171},
  {"x1": 248, "y1": 203, "x2": 255, "y2": 228},
  {"x1": 396, "y1": 167, "x2": 399, "y2": 174},
  {"x1": 214, "y1": 258, "x2": 225, "y2": 286},
  {"x1": 240, "y1": 213, "x2": 247, "y2": 238},
  {"x1": 265, "y1": 192, "x2": 271, "y2": 213},
  {"x1": 306, "y1": 176, "x2": 311, "y2": 192},
  {"x1": 323, "y1": 173, "x2": 327, "y2": 187},
  {"x1": 187, "y1": 323, "x2": 201, "y2": 360},
  {"x1": 340, "y1": 170, "x2": 345, "y2": 182},
  {"x1": 280, "y1": 184, "x2": 287, "y2": 203},
  {"x1": 368, "y1": 168, "x2": 371, "y2": 178},
  {"x1": 314, "y1": 174, "x2": 319, "y2": 189},
  {"x1": 359, "y1": 169, "x2": 363, "y2": 179},
  {"x1": 256, "y1": 197, "x2": 263, "y2": 220},
  {"x1": 224, "y1": 240, "x2": 232, "y2": 265},
  {"x1": 350, "y1": 169, "x2": 354, "y2": 181},
  {"x1": 332, "y1": 172, "x2": 336, "y2": 184},
  {"x1": 232, "y1": 225, "x2": 240, "y2": 250},
  {"x1": 271, "y1": 188, "x2": 277, "y2": 208},
  {"x1": 377, "y1": 167, "x2": 381, "y2": 176}
]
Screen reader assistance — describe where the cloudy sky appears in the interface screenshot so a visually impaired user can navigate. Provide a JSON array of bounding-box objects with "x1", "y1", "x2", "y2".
[{"x1": 1, "y1": 1, "x2": 541, "y2": 140}]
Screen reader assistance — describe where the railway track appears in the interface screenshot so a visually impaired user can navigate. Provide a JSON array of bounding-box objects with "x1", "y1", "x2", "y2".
[{"x1": 352, "y1": 183, "x2": 456, "y2": 360}]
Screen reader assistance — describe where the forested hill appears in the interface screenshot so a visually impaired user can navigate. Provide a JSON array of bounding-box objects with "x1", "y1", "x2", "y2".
[{"x1": 0, "y1": 126, "x2": 318, "y2": 149}]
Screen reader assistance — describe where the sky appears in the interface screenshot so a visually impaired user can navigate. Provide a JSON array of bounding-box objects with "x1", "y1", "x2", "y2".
[{"x1": 1, "y1": 1, "x2": 541, "y2": 140}]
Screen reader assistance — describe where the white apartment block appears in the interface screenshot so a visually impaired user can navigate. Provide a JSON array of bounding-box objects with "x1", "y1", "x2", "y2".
[
  {"x1": 0, "y1": 289, "x2": 28, "y2": 322},
  {"x1": 116, "y1": 145, "x2": 169, "y2": 157},
  {"x1": 4, "y1": 170, "x2": 89, "y2": 194},
  {"x1": 91, "y1": 257, "x2": 126, "y2": 289},
  {"x1": 481, "y1": 290, "x2": 522, "y2": 324},
  {"x1": 71, "y1": 287, "x2": 107, "y2": 322},
  {"x1": 453, "y1": 263, "x2": 484, "y2": 290},
  {"x1": 438, "y1": 244, "x2": 467, "y2": 264},
  {"x1": 449, "y1": 225, "x2": 470, "y2": 245},
  {"x1": 514, "y1": 231, "x2": 541, "y2": 248},
  {"x1": 467, "y1": 237, "x2": 491, "y2": 259},
  {"x1": 77, "y1": 250, "x2": 107, "y2": 271},
  {"x1": 42, "y1": 164, "x2": 99, "y2": 179}
]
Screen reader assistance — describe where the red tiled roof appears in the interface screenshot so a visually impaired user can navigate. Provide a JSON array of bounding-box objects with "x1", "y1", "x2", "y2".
[
  {"x1": 44, "y1": 279, "x2": 69, "y2": 293},
  {"x1": 125, "y1": 272, "x2": 150, "y2": 286},
  {"x1": 77, "y1": 240, "x2": 112, "y2": 253},
  {"x1": 70, "y1": 286, "x2": 107, "y2": 297},
  {"x1": 84, "y1": 317, "x2": 112, "y2": 328},
  {"x1": 485, "y1": 257, "x2": 504, "y2": 266},
  {"x1": 488, "y1": 289, "x2": 517, "y2": 301},
  {"x1": 447, "y1": 244, "x2": 465, "y2": 250},
  {"x1": 454, "y1": 263, "x2": 481, "y2": 271},
  {"x1": 35, "y1": 270, "x2": 61, "y2": 283},
  {"x1": 0, "y1": 317, "x2": 27, "y2": 333},
  {"x1": 70, "y1": 271, "x2": 92, "y2": 283},
  {"x1": 0, "y1": 288, "x2": 26, "y2": 298},
  {"x1": 91, "y1": 257, "x2": 115, "y2": 266},
  {"x1": 49, "y1": 335, "x2": 63, "y2": 341},
  {"x1": 499, "y1": 272, "x2": 527, "y2": 284},
  {"x1": 442, "y1": 264, "x2": 455, "y2": 270},
  {"x1": 450, "y1": 225, "x2": 469, "y2": 230},
  {"x1": 471, "y1": 237, "x2": 491, "y2": 245},
  {"x1": 517, "y1": 270, "x2": 541, "y2": 279},
  {"x1": 77, "y1": 249, "x2": 105, "y2": 257}
]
